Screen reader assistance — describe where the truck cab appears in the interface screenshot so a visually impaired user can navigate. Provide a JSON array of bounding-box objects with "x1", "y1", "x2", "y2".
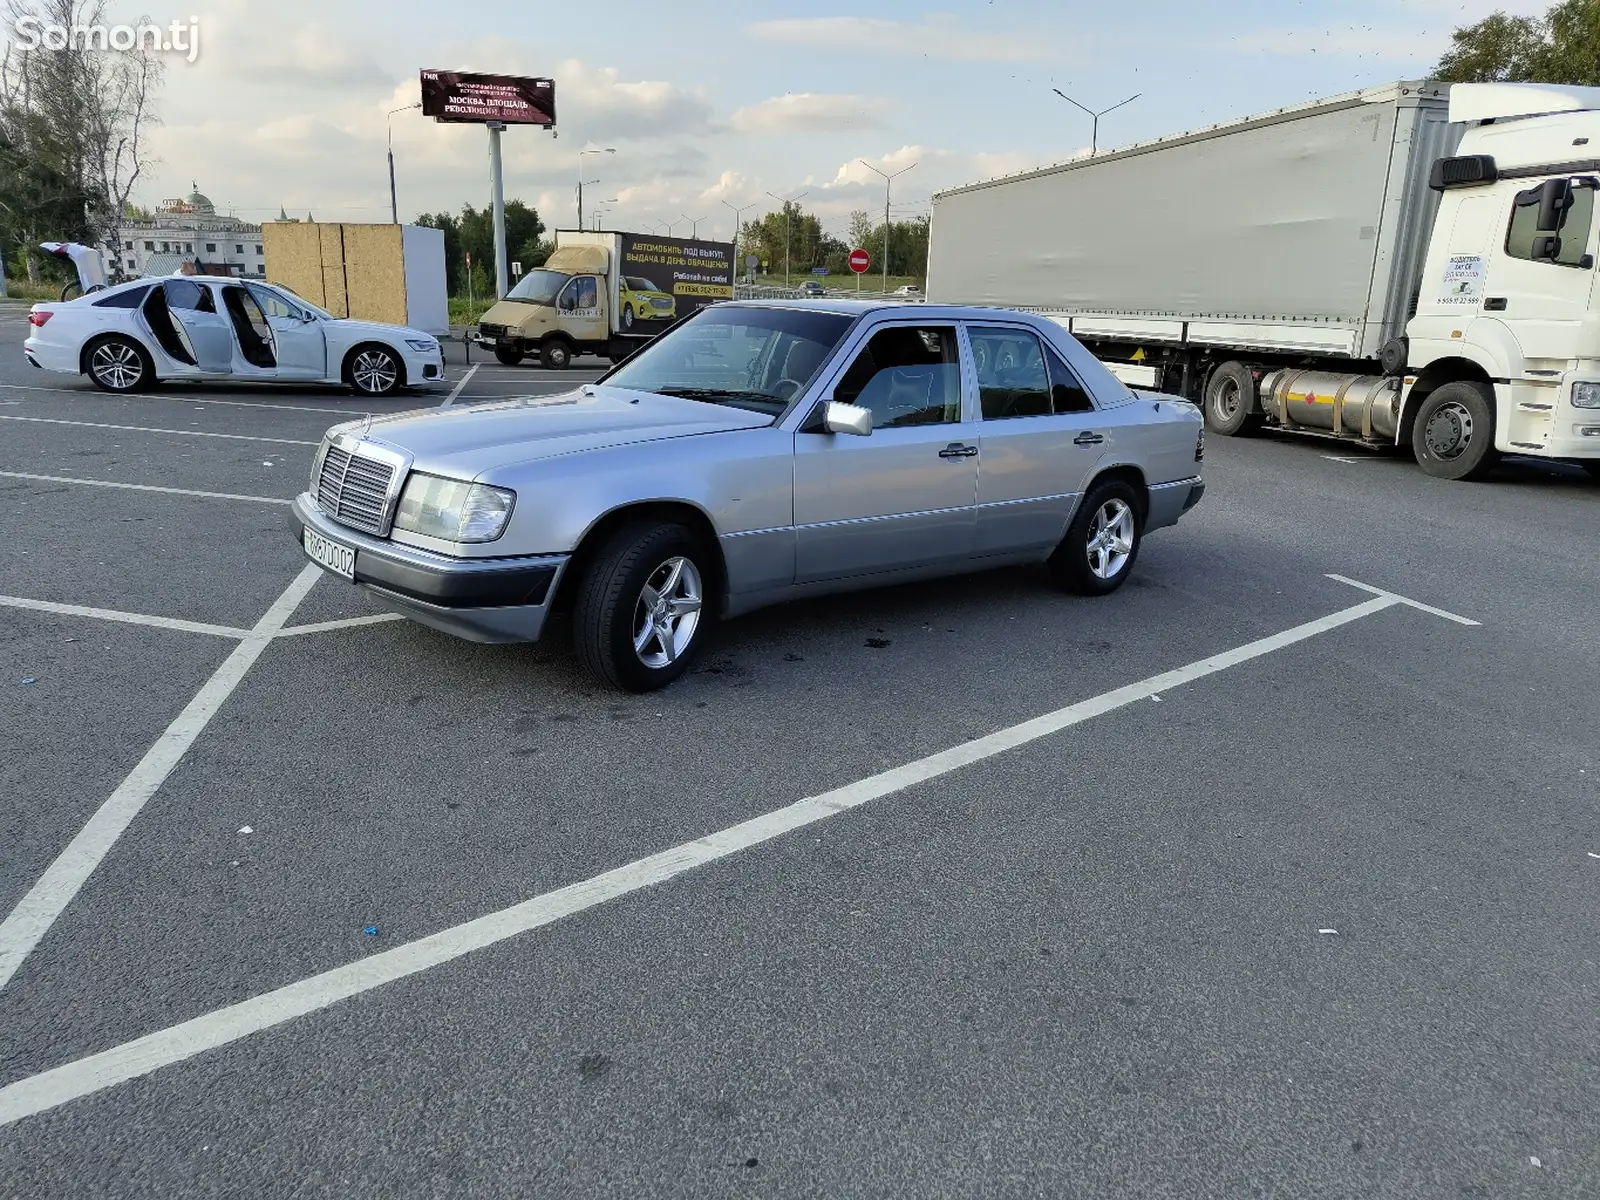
[
  {"x1": 1408, "y1": 84, "x2": 1600, "y2": 471},
  {"x1": 477, "y1": 243, "x2": 614, "y2": 369}
]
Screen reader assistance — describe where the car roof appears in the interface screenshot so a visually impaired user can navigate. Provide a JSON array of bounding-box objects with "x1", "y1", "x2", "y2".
[{"x1": 718, "y1": 298, "x2": 1047, "y2": 321}]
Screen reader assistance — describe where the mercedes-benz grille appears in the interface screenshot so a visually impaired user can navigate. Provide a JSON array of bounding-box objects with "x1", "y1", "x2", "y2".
[{"x1": 315, "y1": 445, "x2": 397, "y2": 535}]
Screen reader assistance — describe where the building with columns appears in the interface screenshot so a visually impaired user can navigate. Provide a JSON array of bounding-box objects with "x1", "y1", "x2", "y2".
[{"x1": 114, "y1": 185, "x2": 266, "y2": 279}]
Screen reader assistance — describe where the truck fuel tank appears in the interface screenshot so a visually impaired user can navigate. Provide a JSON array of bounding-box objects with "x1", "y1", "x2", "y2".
[{"x1": 1258, "y1": 370, "x2": 1402, "y2": 441}]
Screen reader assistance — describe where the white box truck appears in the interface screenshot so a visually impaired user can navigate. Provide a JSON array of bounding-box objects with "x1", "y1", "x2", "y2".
[
  {"x1": 476, "y1": 229, "x2": 733, "y2": 368},
  {"x1": 927, "y1": 81, "x2": 1600, "y2": 479}
]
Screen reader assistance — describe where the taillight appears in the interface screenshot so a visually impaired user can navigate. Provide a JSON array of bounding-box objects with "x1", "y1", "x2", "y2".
[{"x1": 27, "y1": 311, "x2": 51, "y2": 327}]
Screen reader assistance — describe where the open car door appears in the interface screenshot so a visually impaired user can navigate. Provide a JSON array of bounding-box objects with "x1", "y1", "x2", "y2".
[{"x1": 157, "y1": 279, "x2": 234, "y2": 374}]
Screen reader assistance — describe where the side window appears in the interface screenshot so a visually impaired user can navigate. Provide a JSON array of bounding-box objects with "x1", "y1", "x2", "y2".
[
  {"x1": 1044, "y1": 343, "x2": 1096, "y2": 413},
  {"x1": 163, "y1": 279, "x2": 207, "y2": 311},
  {"x1": 93, "y1": 286, "x2": 151, "y2": 309},
  {"x1": 1506, "y1": 183, "x2": 1595, "y2": 266},
  {"x1": 834, "y1": 326, "x2": 962, "y2": 429},
  {"x1": 970, "y1": 327, "x2": 1050, "y2": 419},
  {"x1": 558, "y1": 277, "x2": 580, "y2": 311},
  {"x1": 577, "y1": 275, "x2": 598, "y2": 310},
  {"x1": 249, "y1": 287, "x2": 296, "y2": 319}
]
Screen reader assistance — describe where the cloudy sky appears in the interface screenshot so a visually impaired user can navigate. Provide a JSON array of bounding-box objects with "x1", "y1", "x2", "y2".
[{"x1": 94, "y1": 0, "x2": 1548, "y2": 241}]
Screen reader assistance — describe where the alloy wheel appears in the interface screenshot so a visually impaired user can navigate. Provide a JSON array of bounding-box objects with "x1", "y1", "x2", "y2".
[
  {"x1": 632, "y1": 556, "x2": 703, "y2": 669},
  {"x1": 352, "y1": 349, "x2": 398, "y2": 394},
  {"x1": 90, "y1": 341, "x2": 143, "y2": 390},
  {"x1": 1086, "y1": 499, "x2": 1135, "y2": 581}
]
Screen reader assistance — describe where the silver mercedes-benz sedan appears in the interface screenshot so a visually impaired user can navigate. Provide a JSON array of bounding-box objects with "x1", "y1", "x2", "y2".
[{"x1": 294, "y1": 300, "x2": 1205, "y2": 691}]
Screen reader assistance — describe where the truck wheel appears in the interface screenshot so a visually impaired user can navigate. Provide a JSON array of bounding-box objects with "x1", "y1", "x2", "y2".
[
  {"x1": 540, "y1": 339, "x2": 572, "y2": 370},
  {"x1": 494, "y1": 346, "x2": 524, "y2": 366},
  {"x1": 1413, "y1": 381, "x2": 1498, "y2": 480},
  {"x1": 1047, "y1": 478, "x2": 1143, "y2": 596},
  {"x1": 574, "y1": 522, "x2": 710, "y2": 692},
  {"x1": 1203, "y1": 362, "x2": 1261, "y2": 435}
]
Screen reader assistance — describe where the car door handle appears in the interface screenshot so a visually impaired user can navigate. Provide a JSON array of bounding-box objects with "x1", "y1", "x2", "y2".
[
  {"x1": 1073, "y1": 432, "x2": 1105, "y2": 446},
  {"x1": 938, "y1": 443, "x2": 978, "y2": 459},
  {"x1": 1484, "y1": 297, "x2": 1508, "y2": 311}
]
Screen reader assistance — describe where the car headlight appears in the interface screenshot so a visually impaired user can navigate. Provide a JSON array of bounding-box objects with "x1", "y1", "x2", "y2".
[
  {"x1": 1573, "y1": 381, "x2": 1600, "y2": 408},
  {"x1": 405, "y1": 338, "x2": 439, "y2": 353},
  {"x1": 393, "y1": 473, "x2": 515, "y2": 542}
]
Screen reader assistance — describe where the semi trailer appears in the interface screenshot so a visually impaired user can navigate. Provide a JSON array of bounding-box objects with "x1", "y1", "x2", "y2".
[{"x1": 927, "y1": 81, "x2": 1600, "y2": 479}]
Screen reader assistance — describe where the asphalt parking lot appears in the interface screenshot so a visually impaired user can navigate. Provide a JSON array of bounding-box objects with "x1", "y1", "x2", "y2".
[{"x1": 1, "y1": 303, "x2": 1598, "y2": 1198}]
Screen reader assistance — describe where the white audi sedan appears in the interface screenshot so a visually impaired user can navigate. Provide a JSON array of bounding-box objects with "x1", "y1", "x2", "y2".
[{"x1": 23, "y1": 276, "x2": 444, "y2": 396}]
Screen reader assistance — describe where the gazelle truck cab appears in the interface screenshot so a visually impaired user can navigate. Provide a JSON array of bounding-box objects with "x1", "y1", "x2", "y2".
[{"x1": 1409, "y1": 83, "x2": 1600, "y2": 478}]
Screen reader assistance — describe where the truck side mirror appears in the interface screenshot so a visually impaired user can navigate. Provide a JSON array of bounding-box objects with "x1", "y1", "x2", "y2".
[{"x1": 1536, "y1": 177, "x2": 1574, "y2": 232}]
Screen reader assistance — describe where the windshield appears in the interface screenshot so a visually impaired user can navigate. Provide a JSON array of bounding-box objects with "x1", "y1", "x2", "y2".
[
  {"x1": 506, "y1": 268, "x2": 569, "y2": 305},
  {"x1": 625, "y1": 277, "x2": 657, "y2": 292},
  {"x1": 602, "y1": 305, "x2": 853, "y2": 415}
]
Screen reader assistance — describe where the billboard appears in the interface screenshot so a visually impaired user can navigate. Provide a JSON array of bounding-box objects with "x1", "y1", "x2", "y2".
[
  {"x1": 618, "y1": 233, "x2": 734, "y2": 324},
  {"x1": 420, "y1": 70, "x2": 556, "y2": 125}
]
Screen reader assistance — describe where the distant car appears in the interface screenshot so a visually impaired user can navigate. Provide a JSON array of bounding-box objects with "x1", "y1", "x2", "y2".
[
  {"x1": 618, "y1": 276, "x2": 675, "y2": 330},
  {"x1": 893, "y1": 284, "x2": 923, "y2": 297},
  {"x1": 23, "y1": 277, "x2": 443, "y2": 396},
  {"x1": 293, "y1": 299, "x2": 1206, "y2": 692},
  {"x1": 800, "y1": 280, "x2": 827, "y2": 296}
]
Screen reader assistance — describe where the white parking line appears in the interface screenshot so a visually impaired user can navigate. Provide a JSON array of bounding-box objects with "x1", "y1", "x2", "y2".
[
  {"x1": 0, "y1": 594, "x2": 249, "y2": 638},
  {"x1": 0, "y1": 471, "x2": 291, "y2": 505},
  {"x1": 1324, "y1": 573, "x2": 1480, "y2": 626},
  {"x1": 0, "y1": 579, "x2": 1479, "y2": 1127},
  {"x1": 275, "y1": 613, "x2": 404, "y2": 637},
  {"x1": 0, "y1": 382, "x2": 396, "y2": 418},
  {"x1": 0, "y1": 414, "x2": 318, "y2": 446},
  {"x1": 0, "y1": 567, "x2": 321, "y2": 996},
  {"x1": 438, "y1": 364, "x2": 479, "y2": 407}
]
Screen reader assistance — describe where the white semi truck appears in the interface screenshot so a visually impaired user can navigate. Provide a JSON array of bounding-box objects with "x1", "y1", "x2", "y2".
[{"x1": 927, "y1": 81, "x2": 1600, "y2": 480}]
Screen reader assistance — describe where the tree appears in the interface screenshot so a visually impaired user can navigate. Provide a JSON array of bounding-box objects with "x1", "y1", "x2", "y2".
[
  {"x1": 741, "y1": 202, "x2": 826, "y2": 276},
  {"x1": 0, "y1": 0, "x2": 163, "y2": 278},
  {"x1": 418, "y1": 200, "x2": 546, "y2": 296},
  {"x1": 847, "y1": 210, "x2": 876, "y2": 252},
  {"x1": 1436, "y1": 0, "x2": 1600, "y2": 85}
]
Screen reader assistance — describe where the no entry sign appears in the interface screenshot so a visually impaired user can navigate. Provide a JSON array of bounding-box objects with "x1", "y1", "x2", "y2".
[{"x1": 848, "y1": 248, "x2": 870, "y2": 274}]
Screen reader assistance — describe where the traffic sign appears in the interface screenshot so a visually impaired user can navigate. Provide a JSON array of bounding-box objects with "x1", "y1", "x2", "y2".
[{"x1": 848, "y1": 248, "x2": 871, "y2": 274}]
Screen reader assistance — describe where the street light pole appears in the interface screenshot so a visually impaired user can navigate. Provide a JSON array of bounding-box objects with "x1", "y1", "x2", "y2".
[
  {"x1": 576, "y1": 147, "x2": 615, "y2": 230},
  {"x1": 1051, "y1": 89, "x2": 1141, "y2": 155},
  {"x1": 681, "y1": 213, "x2": 708, "y2": 239},
  {"x1": 859, "y1": 160, "x2": 915, "y2": 293},
  {"x1": 765, "y1": 188, "x2": 808, "y2": 286},
  {"x1": 722, "y1": 199, "x2": 755, "y2": 284},
  {"x1": 386, "y1": 102, "x2": 420, "y2": 225}
]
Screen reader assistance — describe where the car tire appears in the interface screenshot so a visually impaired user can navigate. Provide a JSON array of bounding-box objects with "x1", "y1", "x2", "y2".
[
  {"x1": 540, "y1": 339, "x2": 572, "y2": 370},
  {"x1": 345, "y1": 344, "x2": 402, "y2": 396},
  {"x1": 1048, "y1": 478, "x2": 1143, "y2": 596},
  {"x1": 574, "y1": 522, "x2": 710, "y2": 692},
  {"x1": 494, "y1": 346, "x2": 524, "y2": 366},
  {"x1": 1203, "y1": 361, "x2": 1262, "y2": 436},
  {"x1": 1581, "y1": 460, "x2": 1600, "y2": 480},
  {"x1": 622, "y1": 304, "x2": 634, "y2": 331},
  {"x1": 84, "y1": 335, "x2": 153, "y2": 393},
  {"x1": 1412, "y1": 381, "x2": 1498, "y2": 480}
]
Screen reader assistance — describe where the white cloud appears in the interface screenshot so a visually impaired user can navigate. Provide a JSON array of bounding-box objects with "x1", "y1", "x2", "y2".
[
  {"x1": 730, "y1": 93, "x2": 891, "y2": 133},
  {"x1": 747, "y1": 16, "x2": 1048, "y2": 63}
]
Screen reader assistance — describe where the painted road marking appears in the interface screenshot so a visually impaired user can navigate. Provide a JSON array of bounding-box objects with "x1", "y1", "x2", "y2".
[
  {"x1": 275, "y1": 613, "x2": 405, "y2": 637},
  {"x1": 438, "y1": 364, "x2": 478, "y2": 408},
  {"x1": 0, "y1": 414, "x2": 318, "y2": 445},
  {"x1": 0, "y1": 579, "x2": 1478, "y2": 1127},
  {"x1": 1324, "y1": 573, "x2": 1480, "y2": 627},
  {"x1": 0, "y1": 382, "x2": 388, "y2": 418},
  {"x1": 0, "y1": 471, "x2": 291, "y2": 505},
  {"x1": 0, "y1": 567, "x2": 321, "y2": 995},
  {"x1": 0, "y1": 594, "x2": 249, "y2": 638}
]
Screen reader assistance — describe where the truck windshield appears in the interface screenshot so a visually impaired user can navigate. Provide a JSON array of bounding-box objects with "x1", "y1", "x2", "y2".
[
  {"x1": 505, "y1": 268, "x2": 568, "y2": 305},
  {"x1": 602, "y1": 306, "x2": 854, "y2": 415}
]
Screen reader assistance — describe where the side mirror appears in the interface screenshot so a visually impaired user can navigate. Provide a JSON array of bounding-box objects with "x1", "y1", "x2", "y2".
[
  {"x1": 823, "y1": 400, "x2": 872, "y2": 436},
  {"x1": 1536, "y1": 177, "x2": 1574, "y2": 232}
]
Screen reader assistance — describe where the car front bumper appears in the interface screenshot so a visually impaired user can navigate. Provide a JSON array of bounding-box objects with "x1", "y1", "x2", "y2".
[{"x1": 291, "y1": 493, "x2": 569, "y2": 644}]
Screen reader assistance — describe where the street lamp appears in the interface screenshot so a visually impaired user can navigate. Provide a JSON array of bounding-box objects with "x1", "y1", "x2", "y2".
[
  {"x1": 765, "y1": 188, "x2": 808, "y2": 286},
  {"x1": 722, "y1": 199, "x2": 756, "y2": 284},
  {"x1": 681, "y1": 213, "x2": 708, "y2": 239},
  {"x1": 592, "y1": 200, "x2": 617, "y2": 231},
  {"x1": 386, "y1": 102, "x2": 421, "y2": 225},
  {"x1": 576, "y1": 147, "x2": 615, "y2": 229},
  {"x1": 1051, "y1": 89, "x2": 1140, "y2": 155},
  {"x1": 858, "y1": 160, "x2": 915, "y2": 293}
]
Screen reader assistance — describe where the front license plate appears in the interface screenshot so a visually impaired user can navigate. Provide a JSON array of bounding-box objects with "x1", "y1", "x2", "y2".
[{"x1": 302, "y1": 526, "x2": 355, "y2": 580}]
